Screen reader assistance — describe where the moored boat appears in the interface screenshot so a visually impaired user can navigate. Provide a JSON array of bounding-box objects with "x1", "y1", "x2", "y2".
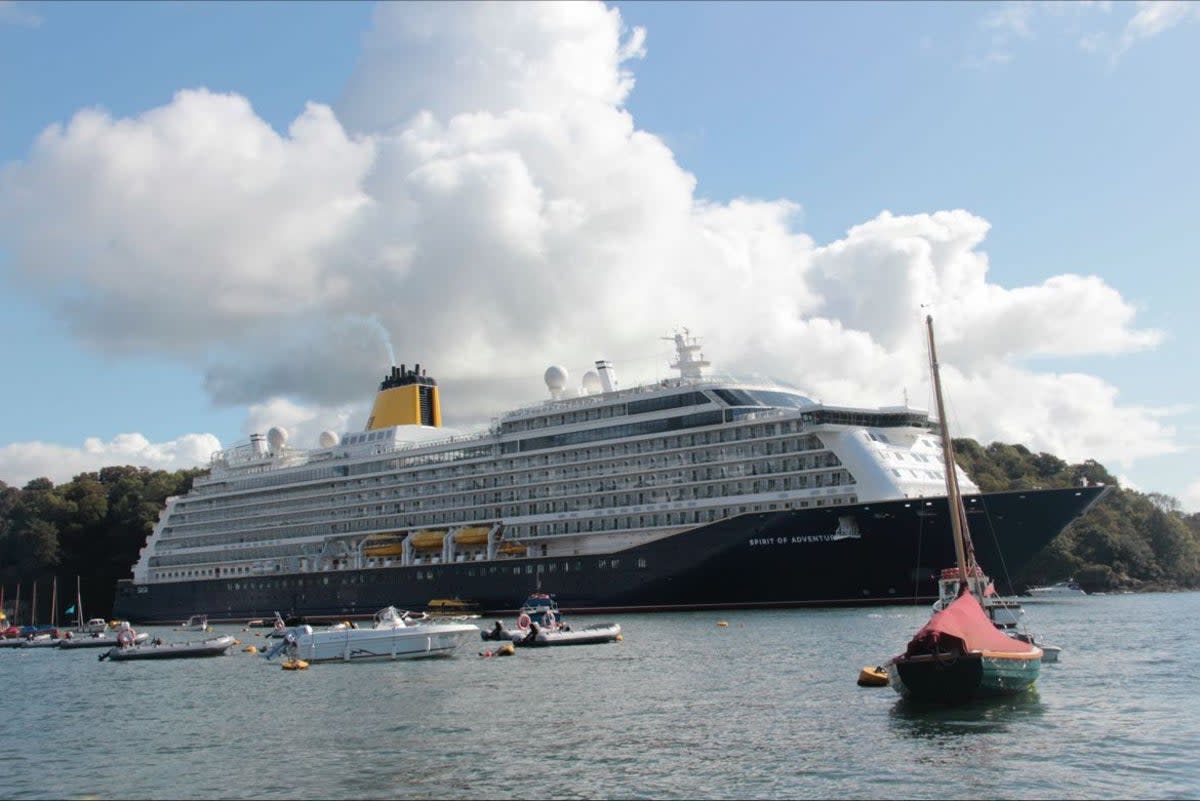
[
  {"x1": 100, "y1": 634, "x2": 236, "y2": 661},
  {"x1": 272, "y1": 606, "x2": 478, "y2": 664},
  {"x1": 1024, "y1": 580, "x2": 1087, "y2": 599},
  {"x1": 59, "y1": 631, "x2": 150, "y2": 649},
  {"x1": 481, "y1": 594, "x2": 622, "y2": 647},
  {"x1": 887, "y1": 316, "x2": 1041, "y2": 704},
  {"x1": 176, "y1": 614, "x2": 210, "y2": 632}
]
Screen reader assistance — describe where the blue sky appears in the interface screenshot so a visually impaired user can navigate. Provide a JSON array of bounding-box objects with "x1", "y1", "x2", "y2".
[{"x1": 0, "y1": 1, "x2": 1197, "y2": 509}]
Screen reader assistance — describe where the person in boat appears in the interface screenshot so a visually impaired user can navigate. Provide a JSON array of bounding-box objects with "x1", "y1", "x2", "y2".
[
  {"x1": 523, "y1": 622, "x2": 540, "y2": 645},
  {"x1": 489, "y1": 621, "x2": 505, "y2": 641}
]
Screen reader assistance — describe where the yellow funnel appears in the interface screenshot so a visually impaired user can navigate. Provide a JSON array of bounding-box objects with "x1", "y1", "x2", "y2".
[{"x1": 365, "y1": 363, "x2": 442, "y2": 430}]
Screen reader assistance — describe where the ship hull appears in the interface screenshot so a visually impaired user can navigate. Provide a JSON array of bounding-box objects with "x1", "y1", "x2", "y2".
[{"x1": 113, "y1": 485, "x2": 1107, "y2": 623}]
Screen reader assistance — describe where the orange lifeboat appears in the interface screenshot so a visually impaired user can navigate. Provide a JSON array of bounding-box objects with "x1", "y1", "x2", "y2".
[
  {"x1": 363, "y1": 533, "x2": 406, "y2": 557},
  {"x1": 408, "y1": 530, "x2": 447, "y2": 549},
  {"x1": 453, "y1": 526, "x2": 491, "y2": 546}
]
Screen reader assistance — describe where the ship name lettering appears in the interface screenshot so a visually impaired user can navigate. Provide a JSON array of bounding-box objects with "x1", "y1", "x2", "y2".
[{"x1": 748, "y1": 534, "x2": 838, "y2": 547}]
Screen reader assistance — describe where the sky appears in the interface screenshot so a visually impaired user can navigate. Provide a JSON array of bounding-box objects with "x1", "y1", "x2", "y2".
[{"x1": 0, "y1": 1, "x2": 1197, "y2": 510}]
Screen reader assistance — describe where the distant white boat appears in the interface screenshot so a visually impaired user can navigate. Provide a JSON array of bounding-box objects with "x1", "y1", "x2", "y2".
[
  {"x1": 278, "y1": 606, "x2": 477, "y2": 663},
  {"x1": 1025, "y1": 580, "x2": 1087, "y2": 599},
  {"x1": 176, "y1": 614, "x2": 210, "y2": 631}
]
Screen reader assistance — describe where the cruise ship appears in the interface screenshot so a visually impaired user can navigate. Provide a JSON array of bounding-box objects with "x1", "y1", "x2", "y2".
[{"x1": 113, "y1": 331, "x2": 1109, "y2": 623}]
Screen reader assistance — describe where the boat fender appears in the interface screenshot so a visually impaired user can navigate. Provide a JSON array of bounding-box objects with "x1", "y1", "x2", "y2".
[{"x1": 517, "y1": 613, "x2": 531, "y2": 631}]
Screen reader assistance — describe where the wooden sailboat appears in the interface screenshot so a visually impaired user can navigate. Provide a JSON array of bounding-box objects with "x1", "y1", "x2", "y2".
[{"x1": 888, "y1": 315, "x2": 1042, "y2": 703}]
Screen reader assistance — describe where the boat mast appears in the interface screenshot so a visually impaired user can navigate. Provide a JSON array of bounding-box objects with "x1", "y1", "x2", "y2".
[
  {"x1": 76, "y1": 575, "x2": 84, "y2": 630},
  {"x1": 50, "y1": 576, "x2": 57, "y2": 629},
  {"x1": 925, "y1": 315, "x2": 972, "y2": 594}
]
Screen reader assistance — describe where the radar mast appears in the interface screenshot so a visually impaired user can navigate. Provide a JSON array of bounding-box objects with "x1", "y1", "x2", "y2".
[{"x1": 664, "y1": 328, "x2": 710, "y2": 380}]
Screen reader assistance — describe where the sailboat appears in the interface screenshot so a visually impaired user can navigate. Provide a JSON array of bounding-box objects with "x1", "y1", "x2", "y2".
[
  {"x1": 69, "y1": 576, "x2": 106, "y2": 634},
  {"x1": 23, "y1": 577, "x2": 65, "y2": 647},
  {"x1": 887, "y1": 315, "x2": 1042, "y2": 703}
]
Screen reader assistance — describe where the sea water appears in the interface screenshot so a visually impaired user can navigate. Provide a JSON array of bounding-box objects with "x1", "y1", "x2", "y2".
[{"x1": 1, "y1": 592, "x2": 1196, "y2": 799}]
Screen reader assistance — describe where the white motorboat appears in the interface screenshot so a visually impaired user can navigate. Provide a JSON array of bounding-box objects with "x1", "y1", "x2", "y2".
[
  {"x1": 1025, "y1": 580, "x2": 1087, "y2": 599},
  {"x1": 79, "y1": 618, "x2": 108, "y2": 635},
  {"x1": 933, "y1": 566, "x2": 1063, "y2": 661},
  {"x1": 176, "y1": 614, "x2": 210, "y2": 632},
  {"x1": 1008, "y1": 631, "x2": 1062, "y2": 662},
  {"x1": 275, "y1": 606, "x2": 478, "y2": 663},
  {"x1": 931, "y1": 567, "x2": 1025, "y2": 630}
]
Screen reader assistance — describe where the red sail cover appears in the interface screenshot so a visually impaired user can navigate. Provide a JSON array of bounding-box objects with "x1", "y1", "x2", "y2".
[{"x1": 905, "y1": 591, "x2": 1037, "y2": 656}]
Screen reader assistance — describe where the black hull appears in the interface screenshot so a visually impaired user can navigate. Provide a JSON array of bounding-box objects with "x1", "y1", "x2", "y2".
[{"x1": 114, "y1": 485, "x2": 1107, "y2": 624}]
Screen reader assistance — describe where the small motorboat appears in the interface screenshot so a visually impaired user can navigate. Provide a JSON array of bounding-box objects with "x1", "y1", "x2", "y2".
[
  {"x1": 59, "y1": 631, "x2": 150, "y2": 649},
  {"x1": 20, "y1": 632, "x2": 67, "y2": 648},
  {"x1": 480, "y1": 594, "x2": 622, "y2": 647},
  {"x1": 1024, "y1": 580, "x2": 1088, "y2": 599},
  {"x1": 1008, "y1": 631, "x2": 1062, "y2": 662},
  {"x1": 267, "y1": 606, "x2": 478, "y2": 664},
  {"x1": 100, "y1": 634, "x2": 236, "y2": 661},
  {"x1": 176, "y1": 614, "x2": 210, "y2": 632}
]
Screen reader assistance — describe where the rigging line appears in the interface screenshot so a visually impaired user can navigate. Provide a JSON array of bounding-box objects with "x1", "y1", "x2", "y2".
[{"x1": 975, "y1": 491, "x2": 1017, "y2": 596}]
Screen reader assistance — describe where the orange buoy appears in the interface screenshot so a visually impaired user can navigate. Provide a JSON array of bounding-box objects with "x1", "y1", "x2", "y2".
[{"x1": 857, "y1": 665, "x2": 889, "y2": 687}]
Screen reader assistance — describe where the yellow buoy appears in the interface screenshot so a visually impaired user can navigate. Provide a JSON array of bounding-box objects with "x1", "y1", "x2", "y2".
[
  {"x1": 242, "y1": 645, "x2": 258, "y2": 654},
  {"x1": 717, "y1": 621, "x2": 729, "y2": 627},
  {"x1": 857, "y1": 665, "x2": 889, "y2": 687},
  {"x1": 281, "y1": 658, "x2": 309, "y2": 671},
  {"x1": 615, "y1": 633, "x2": 623, "y2": 641},
  {"x1": 497, "y1": 642, "x2": 515, "y2": 656}
]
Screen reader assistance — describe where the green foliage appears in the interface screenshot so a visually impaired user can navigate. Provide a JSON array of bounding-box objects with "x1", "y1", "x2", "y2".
[
  {"x1": 953, "y1": 438, "x2": 1200, "y2": 592},
  {"x1": 0, "y1": 467, "x2": 205, "y2": 620}
]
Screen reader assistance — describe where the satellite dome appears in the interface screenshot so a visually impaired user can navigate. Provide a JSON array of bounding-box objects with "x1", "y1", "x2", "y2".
[
  {"x1": 267, "y1": 426, "x2": 288, "y2": 452},
  {"x1": 582, "y1": 371, "x2": 602, "y2": 395},
  {"x1": 318, "y1": 430, "x2": 339, "y2": 449},
  {"x1": 544, "y1": 365, "x2": 569, "y2": 393}
]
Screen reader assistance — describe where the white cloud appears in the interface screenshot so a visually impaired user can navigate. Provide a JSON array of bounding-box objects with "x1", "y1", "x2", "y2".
[
  {"x1": 1182, "y1": 479, "x2": 1200, "y2": 515},
  {"x1": 969, "y1": 0, "x2": 1197, "y2": 66},
  {"x1": 1112, "y1": 0, "x2": 1200, "y2": 60},
  {"x1": 0, "y1": 0, "x2": 1179, "y2": 488},
  {"x1": 0, "y1": 433, "x2": 221, "y2": 487}
]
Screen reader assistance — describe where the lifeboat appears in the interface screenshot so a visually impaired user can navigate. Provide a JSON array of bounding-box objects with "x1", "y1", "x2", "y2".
[
  {"x1": 497, "y1": 541, "x2": 527, "y2": 556},
  {"x1": 408, "y1": 530, "x2": 447, "y2": 549},
  {"x1": 363, "y1": 533, "x2": 406, "y2": 558},
  {"x1": 453, "y1": 526, "x2": 491, "y2": 546}
]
